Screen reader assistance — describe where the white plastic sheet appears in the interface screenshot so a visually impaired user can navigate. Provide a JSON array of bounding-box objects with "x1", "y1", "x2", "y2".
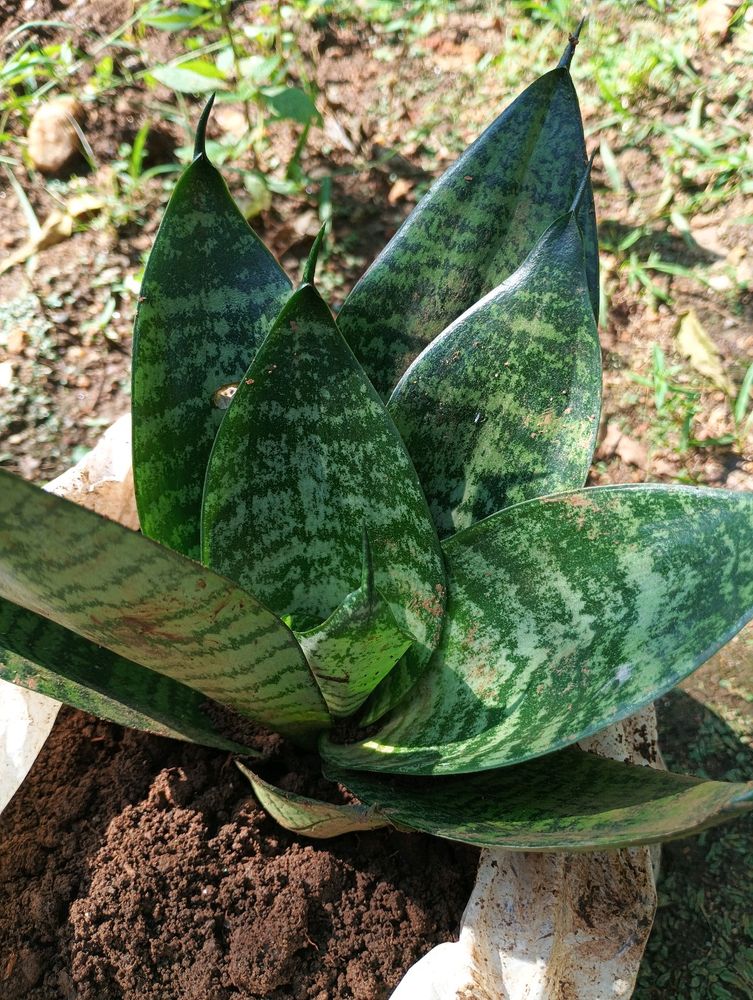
[{"x1": 391, "y1": 708, "x2": 662, "y2": 1000}]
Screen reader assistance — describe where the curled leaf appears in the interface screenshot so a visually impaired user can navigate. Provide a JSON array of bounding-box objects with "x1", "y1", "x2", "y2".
[{"x1": 238, "y1": 763, "x2": 389, "y2": 838}]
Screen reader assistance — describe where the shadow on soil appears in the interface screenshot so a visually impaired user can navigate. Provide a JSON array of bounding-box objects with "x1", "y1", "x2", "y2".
[{"x1": 634, "y1": 690, "x2": 753, "y2": 1000}]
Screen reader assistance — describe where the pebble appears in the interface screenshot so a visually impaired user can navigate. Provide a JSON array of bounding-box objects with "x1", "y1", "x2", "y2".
[
  {"x1": 27, "y1": 96, "x2": 83, "y2": 174},
  {"x1": 5, "y1": 328, "x2": 26, "y2": 355}
]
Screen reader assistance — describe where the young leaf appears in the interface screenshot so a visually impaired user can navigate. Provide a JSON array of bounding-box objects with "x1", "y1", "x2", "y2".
[
  {"x1": 237, "y1": 763, "x2": 389, "y2": 838},
  {"x1": 337, "y1": 48, "x2": 597, "y2": 398},
  {"x1": 321, "y1": 485, "x2": 753, "y2": 775},
  {"x1": 0, "y1": 599, "x2": 253, "y2": 753},
  {"x1": 389, "y1": 212, "x2": 601, "y2": 538},
  {"x1": 201, "y1": 282, "x2": 447, "y2": 691},
  {"x1": 0, "y1": 471, "x2": 329, "y2": 743},
  {"x1": 261, "y1": 86, "x2": 320, "y2": 125},
  {"x1": 132, "y1": 102, "x2": 291, "y2": 559},
  {"x1": 296, "y1": 532, "x2": 414, "y2": 717},
  {"x1": 150, "y1": 60, "x2": 226, "y2": 94},
  {"x1": 325, "y1": 750, "x2": 753, "y2": 851}
]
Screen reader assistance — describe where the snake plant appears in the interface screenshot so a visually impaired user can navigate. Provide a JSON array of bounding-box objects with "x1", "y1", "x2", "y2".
[{"x1": 2, "y1": 28, "x2": 753, "y2": 851}]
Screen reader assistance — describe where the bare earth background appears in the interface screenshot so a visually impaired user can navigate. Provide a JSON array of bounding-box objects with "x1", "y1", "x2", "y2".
[{"x1": 1, "y1": 1, "x2": 752, "y2": 997}]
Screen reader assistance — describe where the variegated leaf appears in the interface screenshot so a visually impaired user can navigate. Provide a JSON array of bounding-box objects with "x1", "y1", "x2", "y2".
[
  {"x1": 0, "y1": 598, "x2": 253, "y2": 752},
  {"x1": 201, "y1": 282, "x2": 447, "y2": 708},
  {"x1": 0, "y1": 471, "x2": 329, "y2": 743},
  {"x1": 132, "y1": 99, "x2": 291, "y2": 559},
  {"x1": 389, "y1": 213, "x2": 601, "y2": 538},
  {"x1": 326, "y1": 750, "x2": 753, "y2": 850},
  {"x1": 237, "y1": 763, "x2": 389, "y2": 838},
  {"x1": 321, "y1": 485, "x2": 753, "y2": 774},
  {"x1": 337, "y1": 37, "x2": 597, "y2": 399},
  {"x1": 296, "y1": 533, "x2": 414, "y2": 717}
]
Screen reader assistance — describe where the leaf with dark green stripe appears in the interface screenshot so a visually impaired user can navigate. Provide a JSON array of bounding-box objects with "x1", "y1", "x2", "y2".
[
  {"x1": 325, "y1": 751, "x2": 753, "y2": 850},
  {"x1": 389, "y1": 212, "x2": 601, "y2": 538},
  {"x1": 132, "y1": 100, "x2": 291, "y2": 559},
  {"x1": 201, "y1": 282, "x2": 447, "y2": 704},
  {"x1": 337, "y1": 42, "x2": 597, "y2": 399},
  {"x1": 0, "y1": 598, "x2": 254, "y2": 753},
  {"x1": 296, "y1": 532, "x2": 414, "y2": 717},
  {"x1": 0, "y1": 471, "x2": 329, "y2": 743},
  {"x1": 237, "y1": 763, "x2": 389, "y2": 838},
  {"x1": 321, "y1": 485, "x2": 753, "y2": 774}
]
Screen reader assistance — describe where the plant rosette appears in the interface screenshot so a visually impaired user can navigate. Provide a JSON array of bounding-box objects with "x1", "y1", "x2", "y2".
[
  {"x1": 0, "y1": 417, "x2": 661, "y2": 998},
  {"x1": 3, "y1": 24, "x2": 753, "y2": 999}
]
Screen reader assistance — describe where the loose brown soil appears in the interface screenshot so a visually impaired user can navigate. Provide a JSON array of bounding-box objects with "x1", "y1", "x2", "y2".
[{"x1": 0, "y1": 707, "x2": 477, "y2": 1000}]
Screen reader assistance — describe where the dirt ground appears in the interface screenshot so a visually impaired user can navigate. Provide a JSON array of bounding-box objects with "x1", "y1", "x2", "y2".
[
  {"x1": 1, "y1": 1, "x2": 753, "y2": 998},
  {"x1": 0, "y1": 707, "x2": 476, "y2": 999}
]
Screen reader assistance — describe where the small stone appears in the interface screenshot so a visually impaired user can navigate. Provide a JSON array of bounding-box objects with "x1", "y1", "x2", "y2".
[
  {"x1": 0, "y1": 360, "x2": 14, "y2": 389},
  {"x1": 697, "y1": 0, "x2": 737, "y2": 43},
  {"x1": 727, "y1": 469, "x2": 753, "y2": 491},
  {"x1": 214, "y1": 104, "x2": 247, "y2": 139},
  {"x1": 5, "y1": 328, "x2": 26, "y2": 355},
  {"x1": 388, "y1": 177, "x2": 414, "y2": 204},
  {"x1": 615, "y1": 435, "x2": 648, "y2": 470},
  {"x1": 27, "y1": 96, "x2": 83, "y2": 174}
]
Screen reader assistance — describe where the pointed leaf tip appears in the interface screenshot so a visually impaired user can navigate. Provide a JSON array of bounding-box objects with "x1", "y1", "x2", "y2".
[
  {"x1": 193, "y1": 93, "x2": 215, "y2": 161},
  {"x1": 238, "y1": 763, "x2": 389, "y2": 838},
  {"x1": 570, "y1": 149, "x2": 597, "y2": 214},
  {"x1": 303, "y1": 224, "x2": 327, "y2": 285},
  {"x1": 559, "y1": 16, "x2": 587, "y2": 70}
]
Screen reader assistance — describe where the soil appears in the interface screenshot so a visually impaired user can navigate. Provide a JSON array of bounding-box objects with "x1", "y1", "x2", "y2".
[{"x1": 0, "y1": 707, "x2": 478, "y2": 1000}]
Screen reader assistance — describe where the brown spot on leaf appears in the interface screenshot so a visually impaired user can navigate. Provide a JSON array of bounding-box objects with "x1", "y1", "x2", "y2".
[{"x1": 121, "y1": 616, "x2": 186, "y2": 644}]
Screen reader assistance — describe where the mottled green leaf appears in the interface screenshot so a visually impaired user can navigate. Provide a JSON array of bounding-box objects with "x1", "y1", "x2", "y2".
[
  {"x1": 358, "y1": 656, "x2": 418, "y2": 727},
  {"x1": 132, "y1": 109, "x2": 291, "y2": 559},
  {"x1": 0, "y1": 471, "x2": 329, "y2": 743},
  {"x1": 321, "y1": 485, "x2": 753, "y2": 775},
  {"x1": 201, "y1": 282, "x2": 447, "y2": 699},
  {"x1": 296, "y1": 532, "x2": 414, "y2": 717},
  {"x1": 337, "y1": 57, "x2": 597, "y2": 398},
  {"x1": 237, "y1": 763, "x2": 388, "y2": 838},
  {"x1": 0, "y1": 599, "x2": 253, "y2": 753},
  {"x1": 389, "y1": 212, "x2": 601, "y2": 538},
  {"x1": 326, "y1": 751, "x2": 753, "y2": 850}
]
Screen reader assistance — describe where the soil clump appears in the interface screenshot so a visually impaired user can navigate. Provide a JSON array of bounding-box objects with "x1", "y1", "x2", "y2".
[{"x1": 0, "y1": 707, "x2": 477, "y2": 1000}]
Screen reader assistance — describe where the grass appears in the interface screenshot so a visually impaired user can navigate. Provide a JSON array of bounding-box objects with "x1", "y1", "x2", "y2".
[{"x1": 636, "y1": 629, "x2": 753, "y2": 1000}]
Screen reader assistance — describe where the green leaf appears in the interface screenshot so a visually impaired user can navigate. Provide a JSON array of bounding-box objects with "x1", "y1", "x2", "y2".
[
  {"x1": 238, "y1": 54, "x2": 281, "y2": 83},
  {"x1": 0, "y1": 471, "x2": 329, "y2": 744},
  {"x1": 141, "y1": 7, "x2": 207, "y2": 32},
  {"x1": 735, "y1": 362, "x2": 753, "y2": 426},
  {"x1": 132, "y1": 121, "x2": 291, "y2": 559},
  {"x1": 151, "y1": 60, "x2": 226, "y2": 94},
  {"x1": 389, "y1": 212, "x2": 601, "y2": 538},
  {"x1": 237, "y1": 763, "x2": 389, "y2": 838},
  {"x1": 0, "y1": 599, "x2": 253, "y2": 753},
  {"x1": 325, "y1": 750, "x2": 753, "y2": 851},
  {"x1": 261, "y1": 86, "x2": 319, "y2": 125},
  {"x1": 321, "y1": 485, "x2": 753, "y2": 775},
  {"x1": 337, "y1": 61, "x2": 598, "y2": 398},
  {"x1": 296, "y1": 532, "x2": 414, "y2": 717},
  {"x1": 201, "y1": 282, "x2": 447, "y2": 702}
]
